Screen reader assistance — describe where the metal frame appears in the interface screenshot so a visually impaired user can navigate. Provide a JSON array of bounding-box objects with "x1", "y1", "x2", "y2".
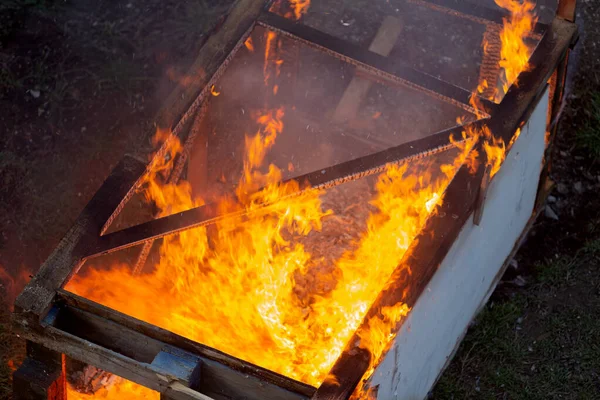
[
  {"x1": 12, "y1": 0, "x2": 578, "y2": 399},
  {"x1": 407, "y1": 0, "x2": 548, "y2": 36}
]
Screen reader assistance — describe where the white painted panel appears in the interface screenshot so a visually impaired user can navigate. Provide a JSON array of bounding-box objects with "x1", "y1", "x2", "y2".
[{"x1": 370, "y1": 88, "x2": 550, "y2": 400}]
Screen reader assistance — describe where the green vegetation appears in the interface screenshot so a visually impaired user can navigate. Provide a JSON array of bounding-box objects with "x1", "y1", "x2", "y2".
[
  {"x1": 576, "y1": 92, "x2": 600, "y2": 160},
  {"x1": 433, "y1": 239, "x2": 600, "y2": 399}
]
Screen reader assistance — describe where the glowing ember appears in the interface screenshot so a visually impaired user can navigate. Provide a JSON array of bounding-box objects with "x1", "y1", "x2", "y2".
[
  {"x1": 271, "y1": 0, "x2": 311, "y2": 21},
  {"x1": 263, "y1": 31, "x2": 283, "y2": 87},
  {"x1": 244, "y1": 37, "x2": 255, "y2": 53},
  {"x1": 67, "y1": 381, "x2": 157, "y2": 400},
  {"x1": 210, "y1": 85, "x2": 220, "y2": 96}
]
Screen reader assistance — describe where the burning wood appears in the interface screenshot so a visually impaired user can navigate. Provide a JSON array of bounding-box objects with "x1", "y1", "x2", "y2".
[
  {"x1": 13, "y1": 0, "x2": 562, "y2": 399},
  {"x1": 70, "y1": 0, "x2": 536, "y2": 395}
]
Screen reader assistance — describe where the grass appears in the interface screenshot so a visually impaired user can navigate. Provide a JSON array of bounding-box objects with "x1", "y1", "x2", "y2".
[
  {"x1": 576, "y1": 92, "x2": 600, "y2": 160},
  {"x1": 432, "y1": 238, "x2": 600, "y2": 399}
]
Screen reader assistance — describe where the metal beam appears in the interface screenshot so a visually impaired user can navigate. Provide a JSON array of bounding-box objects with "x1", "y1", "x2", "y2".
[
  {"x1": 407, "y1": 0, "x2": 548, "y2": 37},
  {"x1": 83, "y1": 122, "x2": 482, "y2": 258},
  {"x1": 257, "y1": 11, "x2": 497, "y2": 116}
]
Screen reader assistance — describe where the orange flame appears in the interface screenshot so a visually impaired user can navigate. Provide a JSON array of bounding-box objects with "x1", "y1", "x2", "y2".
[
  {"x1": 289, "y1": 0, "x2": 311, "y2": 20},
  {"x1": 271, "y1": 0, "x2": 311, "y2": 20},
  {"x1": 263, "y1": 31, "x2": 282, "y2": 87},
  {"x1": 494, "y1": 0, "x2": 538, "y2": 97},
  {"x1": 62, "y1": 1, "x2": 539, "y2": 396},
  {"x1": 210, "y1": 85, "x2": 220, "y2": 96},
  {"x1": 67, "y1": 111, "x2": 473, "y2": 389},
  {"x1": 244, "y1": 37, "x2": 255, "y2": 53},
  {"x1": 67, "y1": 381, "x2": 157, "y2": 400}
]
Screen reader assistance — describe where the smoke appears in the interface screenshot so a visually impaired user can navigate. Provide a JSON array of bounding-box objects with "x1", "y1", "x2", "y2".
[{"x1": 0, "y1": 264, "x2": 31, "y2": 311}]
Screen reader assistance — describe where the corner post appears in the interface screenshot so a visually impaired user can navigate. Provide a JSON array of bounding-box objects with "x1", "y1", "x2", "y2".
[{"x1": 13, "y1": 341, "x2": 66, "y2": 400}]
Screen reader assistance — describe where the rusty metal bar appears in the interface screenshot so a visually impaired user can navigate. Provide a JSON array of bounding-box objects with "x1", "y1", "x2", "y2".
[
  {"x1": 257, "y1": 11, "x2": 497, "y2": 116},
  {"x1": 81, "y1": 121, "x2": 481, "y2": 258}
]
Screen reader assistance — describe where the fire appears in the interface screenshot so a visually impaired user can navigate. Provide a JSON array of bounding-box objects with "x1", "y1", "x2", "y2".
[
  {"x1": 354, "y1": 304, "x2": 411, "y2": 397},
  {"x1": 244, "y1": 37, "x2": 255, "y2": 53},
  {"x1": 270, "y1": 0, "x2": 311, "y2": 21},
  {"x1": 67, "y1": 381, "x2": 157, "y2": 400},
  {"x1": 210, "y1": 85, "x2": 220, "y2": 96},
  {"x1": 463, "y1": 0, "x2": 536, "y2": 178},
  {"x1": 62, "y1": 1, "x2": 539, "y2": 397},
  {"x1": 494, "y1": 0, "x2": 538, "y2": 97},
  {"x1": 263, "y1": 31, "x2": 282, "y2": 87},
  {"x1": 67, "y1": 117, "x2": 472, "y2": 389}
]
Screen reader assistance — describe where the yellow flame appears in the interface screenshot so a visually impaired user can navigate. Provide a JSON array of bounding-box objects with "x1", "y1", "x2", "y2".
[
  {"x1": 244, "y1": 37, "x2": 255, "y2": 53},
  {"x1": 270, "y1": 0, "x2": 311, "y2": 20},
  {"x1": 289, "y1": 0, "x2": 311, "y2": 20},
  {"x1": 63, "y1": 1, "x2": 539, "y2": 396},
  {"x1": 67, "y1": 381, "x2": 157, "y2": 400},
  {"x1": 67, "y1": 114, "x2": 473, "y2": 388},
  {"x1": 495, "y1": 0, "x2": 538, "y2": 96}
]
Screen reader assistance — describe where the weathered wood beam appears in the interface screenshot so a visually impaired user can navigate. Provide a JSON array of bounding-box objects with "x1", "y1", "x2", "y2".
[
  {"x1": 311, "y1": 17, "x2": 578, "y2": 400},
  {"x1": 13, "y1": 155, "x2": 147, "y2": 326},
  {"x1": 557, "y1": 0, "x2": 577, "y2": 22},
  {"x1": 407, "y1": 0, "x2": 547, "y2": 37},
  {"x1": 155, "y1": 0, "x2": 266, "y2": 132},
  {"x1": 24, "y1": 290, "x2": 316, "y2": 400},
  {"x1": 85, "y1": 123, "x2": 477, "y2": 258},
  {"x1": 13, "y1": 341, "x2": 66, "y2": 400},
  {"x1": 257, "y1": 11, "x2": 497, "y2": 115},
  {"x1": 487, "y1": 18, "x2": 578, "y2": 145}
]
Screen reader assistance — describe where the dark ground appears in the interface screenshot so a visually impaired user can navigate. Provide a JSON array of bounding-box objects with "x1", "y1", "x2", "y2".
[{"x1": 0, "y1": 1, "x2": 599, "y2": 399}]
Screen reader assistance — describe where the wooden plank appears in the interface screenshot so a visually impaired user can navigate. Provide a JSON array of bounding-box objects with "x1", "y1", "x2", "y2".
[
  {"x1": 258, "y1": 12, "x2": 497, "y2": 115},
  {"x1": 333, "y1": 16, "x2": 403, "y2": 124},
  {"x1": 488, "y1": 18, "x2": 577, "y2": 145},
  {"x1": 154, "y1": 0, "x2": 265, "y2": 131},
  {"x1": 311, "y1": 17, "x2": 577, "y2": 399},
  {"x1": 13, "y1": 342, "x2": 66, "y2": 400},
  {"x1": 51, "y1": 291, "x2": 316, "y2": 399},
  {"x1": 87, "y1": 123, "x2": 474, "y2": 258},
  {"x1": 16, "y1": 299, "x2": 310, "y2": 400},
  {"x1": 151, "y1": 346, "x2": 202, "y2": 391},
  {"x1": 312, "y1": 155, "x2": 485, "y2": 399},
  {"x1": 368, "y1": 89, "x2": 549, "y2": 398},
  {"x1": 13, "y1": 155, "x2": 147, "y2": 325}
]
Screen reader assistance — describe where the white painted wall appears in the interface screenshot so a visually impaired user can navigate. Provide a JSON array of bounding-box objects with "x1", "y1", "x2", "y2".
[{"x1": 369, "y1": 88, "x2": 550, "y2": 400}]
